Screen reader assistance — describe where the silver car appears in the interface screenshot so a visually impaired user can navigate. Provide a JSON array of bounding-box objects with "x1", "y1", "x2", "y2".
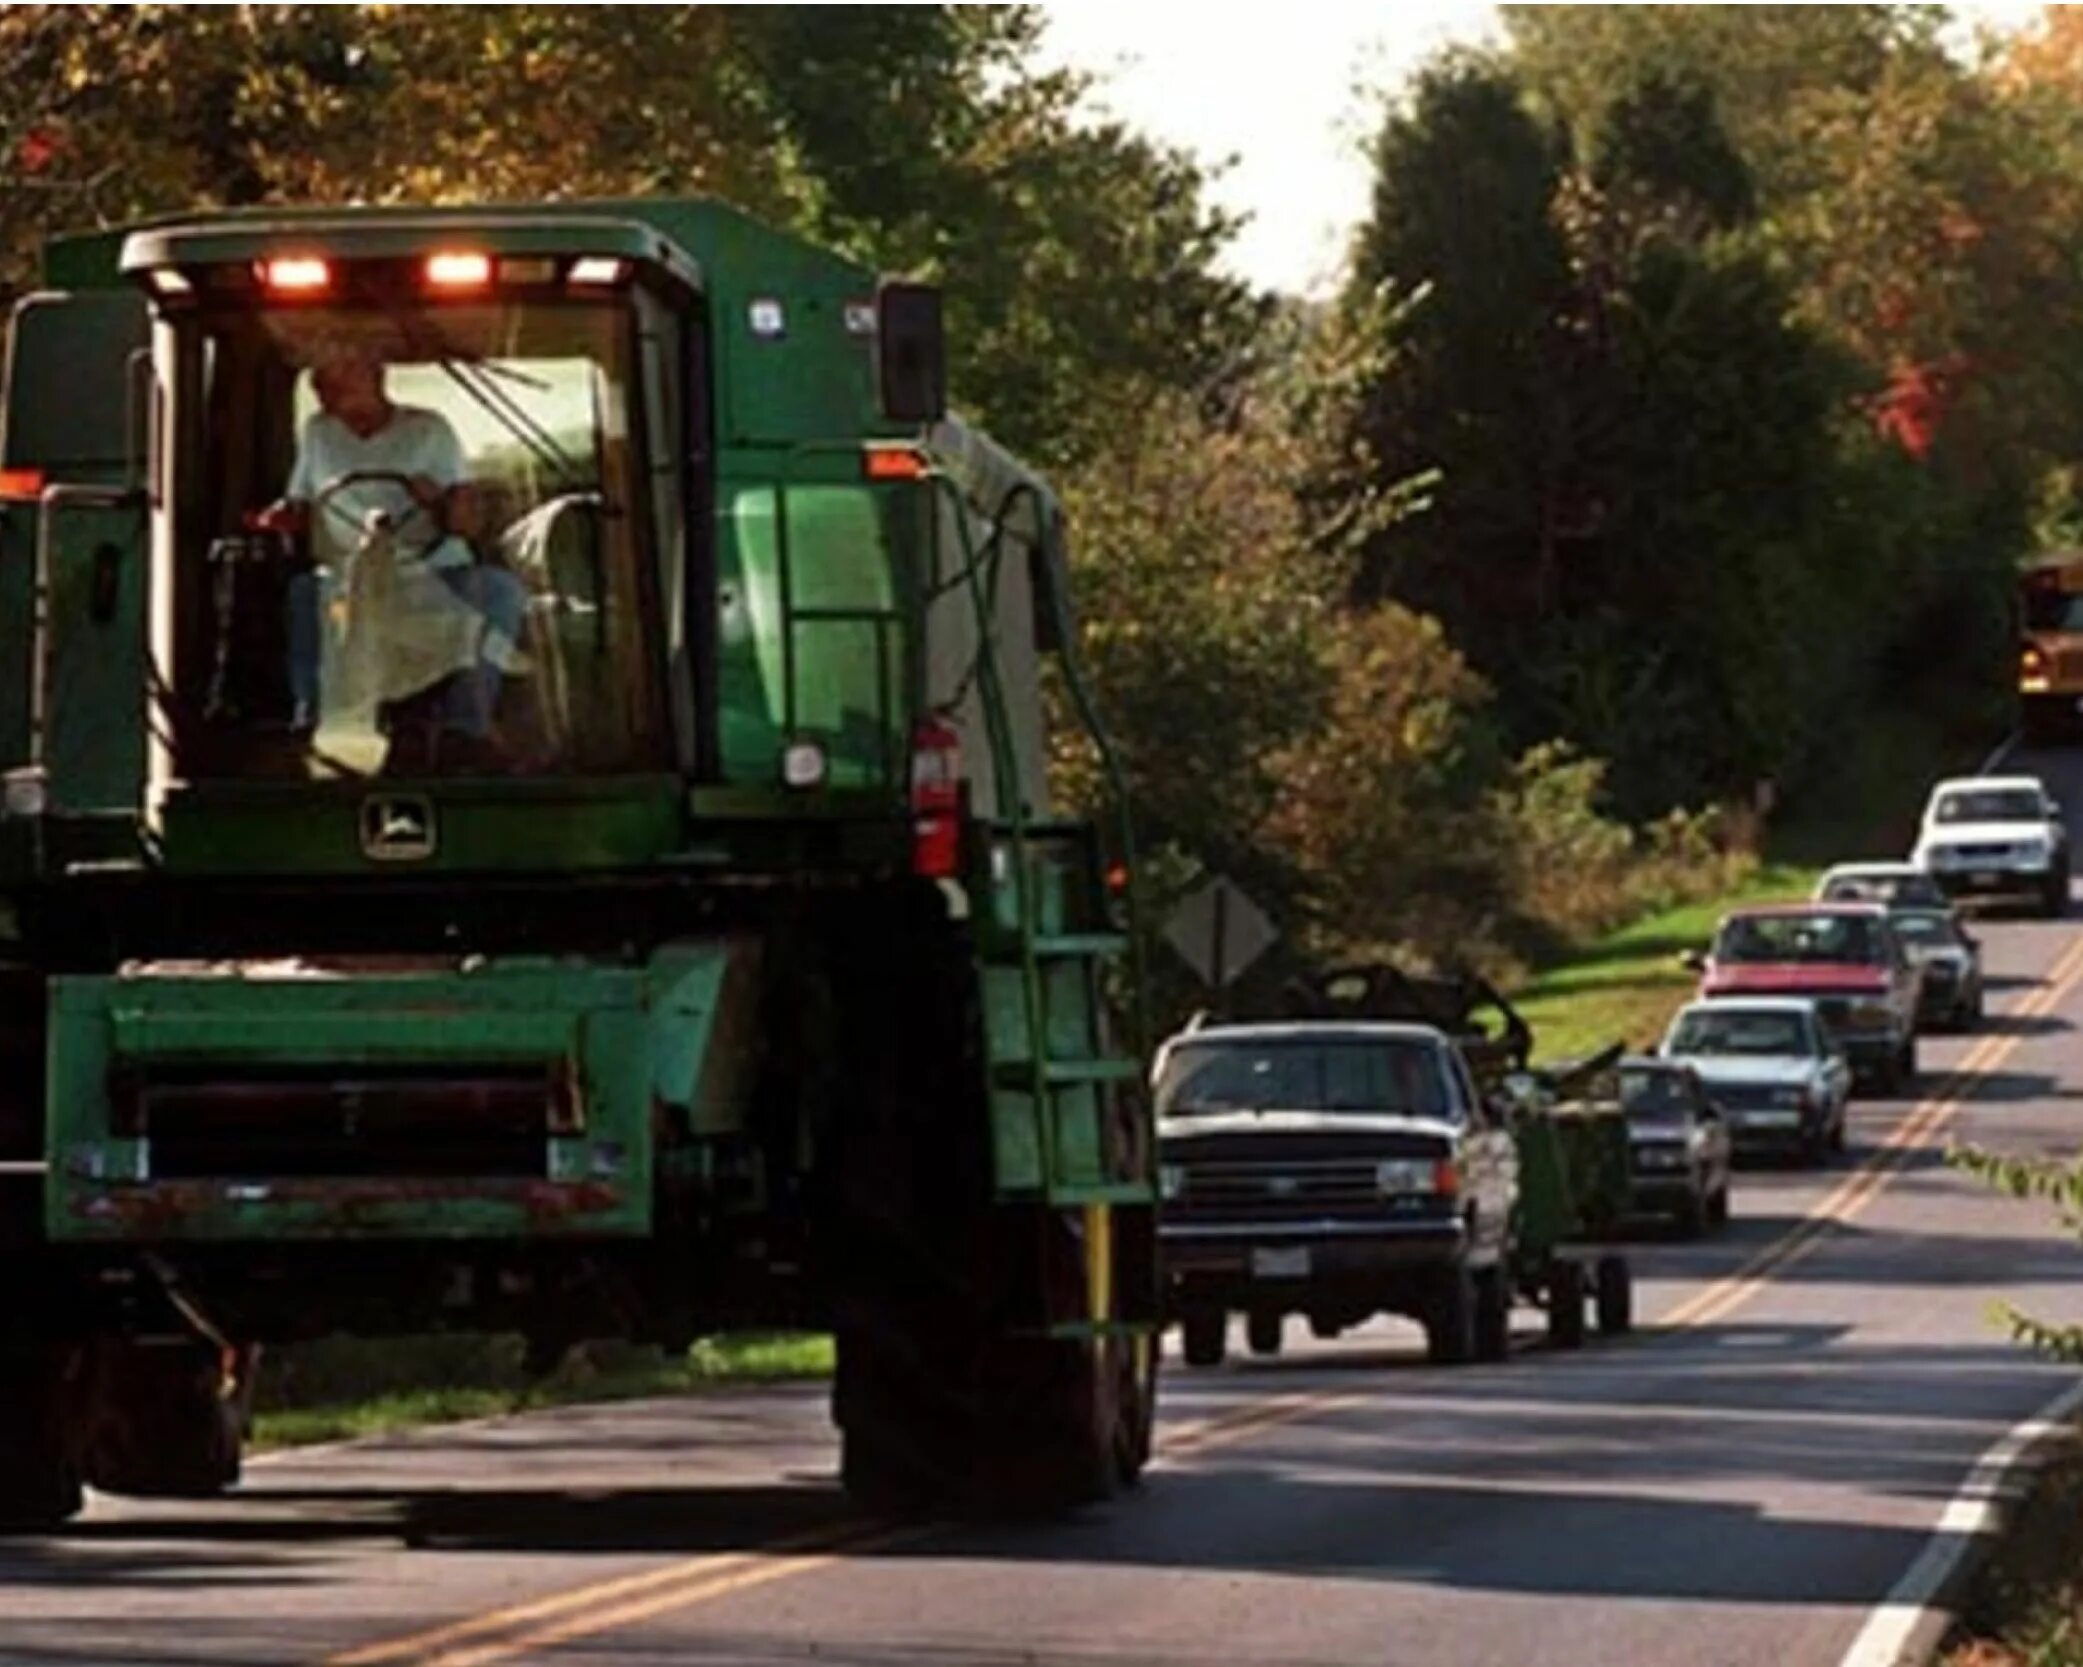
[
  {"x1": 1657, "y1": 997, "x2": 1852, "y2": 1166},
  {"x1": 1889, "y1": 906, "x2": 1984, "y2": 1030}
]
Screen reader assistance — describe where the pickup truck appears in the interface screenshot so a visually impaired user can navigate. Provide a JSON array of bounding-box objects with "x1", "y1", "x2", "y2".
[
  {"x1": 1154, "y1": 1017, "x2": 1520, "y2": 1367},
  {"x1": 1687, "y1": 902, "x2": 1921, "y2": 1093}
]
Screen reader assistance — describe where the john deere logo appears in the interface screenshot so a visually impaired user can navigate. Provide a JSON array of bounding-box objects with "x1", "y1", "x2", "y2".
[{"x1": 360, "y1": 794, "x2": 435, "y2": 861}]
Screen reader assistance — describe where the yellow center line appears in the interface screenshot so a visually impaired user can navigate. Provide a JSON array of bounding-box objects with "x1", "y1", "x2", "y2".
[{"x1": 315, "y1": 927, "x2": 2083, "y2": 1666}]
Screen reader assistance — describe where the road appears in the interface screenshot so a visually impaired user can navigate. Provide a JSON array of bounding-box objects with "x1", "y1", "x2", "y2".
[{"x1": 8, "y1": 748, "x2": 2083, "y2": 1667}]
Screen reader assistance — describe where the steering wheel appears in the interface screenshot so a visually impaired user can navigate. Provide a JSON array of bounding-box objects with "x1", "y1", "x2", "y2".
[{"x1": 312, "y1": 470, "x2": 444, "y2": 560}]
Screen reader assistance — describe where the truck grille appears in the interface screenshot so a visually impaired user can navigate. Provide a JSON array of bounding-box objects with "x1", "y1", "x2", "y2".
[
  {"x1": 1706, "y1": 1082, "x2": 1790, "y2": 1111},
  {"x1": 1176, "y1": 1158, "x2": 1382, "y2": 1220},
  {"x1": 115, "y1": 1065, "x2": 570, "y2": 1180}
]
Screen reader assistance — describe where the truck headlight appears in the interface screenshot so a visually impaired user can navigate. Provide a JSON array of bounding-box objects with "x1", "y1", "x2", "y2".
[
  {"x1": 1376, "y1": 1157, "x2": 1446, "y2": 1196},
  {"x1": 1159, "y1": 1164, "x2": 1184, "y2": 1202},
  {"x1": 1771, "y1": 1086, "x2": 1806, "y2": 1108}
]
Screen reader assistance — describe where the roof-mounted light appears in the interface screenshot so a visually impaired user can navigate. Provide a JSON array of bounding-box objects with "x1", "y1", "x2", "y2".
[
  {"x1": 568, "y1": 256, "x2": 628, "y2": 288},
  {"x1": 0, "y1": 468, "x2": 45, "y2": 503},
  {"x1": 424, "y1": 250, "x2": 492, "y2": 290},
  {"x1": 260, "y1": 255, "x2": 331, "y2": 295}
]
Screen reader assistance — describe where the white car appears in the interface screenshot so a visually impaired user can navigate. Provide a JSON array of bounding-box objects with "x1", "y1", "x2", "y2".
[
  {"x1": 1911, "y1": 775, "x2": 2070, "y2": 917},
  {"x1": 1657, "y1": 997, "x2": 1852, "y2": 1165},
  {"x1": 1812, "y1": 861, "x2": 1950, "y2": 913}
]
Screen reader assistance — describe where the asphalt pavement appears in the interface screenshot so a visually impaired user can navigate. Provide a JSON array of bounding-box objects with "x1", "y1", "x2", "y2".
[{"x1": 8, "y1": 746, "x2": 2083, "y2": 1667}]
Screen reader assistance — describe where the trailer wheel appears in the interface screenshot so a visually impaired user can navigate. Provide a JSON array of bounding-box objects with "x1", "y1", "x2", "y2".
[
  {"x1": 0, "y1": 1347, "x2": 82, "y2": 1532},
  {"x1": 1181, "y1": 1307, "x2": 1227, "y2": 1368},
  {"x1": 1425, "y1": 1266, "x2": 1477, "y2": 1365},
  {"x1": 1595, "y1": 1257, "x2": 1634, "y2": 1336},
  {"x1": 1245, "y1": 1311, "x2": 1283, "y2": 1358},
  {"x1": 1473, "y1": 1265, "x2": 1511, "y2": 1363},
  {"x1": 1546, "y1": 1260, "x2": 1586, "y2": 1350}
]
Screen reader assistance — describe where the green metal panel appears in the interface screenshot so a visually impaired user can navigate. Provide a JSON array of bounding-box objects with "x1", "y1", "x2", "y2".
[
  {"x1": 154, "y1": 777, "x2": 684, "y2": 875},
  {"x1": 45, "y1": 948, "x2": 742, "y2": 1243},
  {"x1": 717, "y1": 475, "x2": 904, "y2": 788},
  {"x1": 0, "y1": 291, "x2": 150, "y2": 809}
]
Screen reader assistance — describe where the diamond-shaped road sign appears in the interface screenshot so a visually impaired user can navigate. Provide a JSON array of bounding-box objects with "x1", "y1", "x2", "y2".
[{"x1": 1162, "y1": 874, "x2": 1277, "y2": 989}]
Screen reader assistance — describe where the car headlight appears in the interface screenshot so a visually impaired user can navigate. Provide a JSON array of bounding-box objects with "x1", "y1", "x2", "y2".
[
  {"x1": 2017, "y1": 839, "x2": 2051, "y2": 864},
  {"x1": 1159, "y1": 1164, "x2": 1184, "y2": 1202},
  {"x1": 1771, "y1": 1086, "x2": 1807, "y2": 1108},
  {"x1": 1634, "y1": 1143, "x2": 1687, "y2": 1171},
  {"x1": 1377, "y1": 1157, "x2": 1446, "y2": 1196}
]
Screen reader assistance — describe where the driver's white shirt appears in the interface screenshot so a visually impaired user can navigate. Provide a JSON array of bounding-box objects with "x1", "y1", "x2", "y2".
[{"x1": 287, "y1": 404, "x2": 473, "y2": 571}]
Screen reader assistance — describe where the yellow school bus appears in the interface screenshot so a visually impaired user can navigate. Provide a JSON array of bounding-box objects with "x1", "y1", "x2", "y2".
[{"x1": 2018, "y1": 552, "x2": 2083, "y2": 738}]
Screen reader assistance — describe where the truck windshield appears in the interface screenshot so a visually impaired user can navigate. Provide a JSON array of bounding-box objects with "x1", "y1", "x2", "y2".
[
  {"x1": 1934, "y1": 789, "x2": 2043, "y2": 823},
  {"x1": 1155, "y1": 1036, "x2": 1455, "y2": 1120},
  {"x1": 171, "y1": 300, "x2": 660, "y2": 780},
  {"x1": 1714, "y1": 912, "x2": 1880, "y2": 964}
]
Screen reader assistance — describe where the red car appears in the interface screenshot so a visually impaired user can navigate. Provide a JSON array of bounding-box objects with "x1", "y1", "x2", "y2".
[{"x1": 1683, "y1": 902, "x2": 1921, "y2": 1094}]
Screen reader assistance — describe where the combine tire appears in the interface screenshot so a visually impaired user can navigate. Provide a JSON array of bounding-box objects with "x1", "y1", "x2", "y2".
[
  {"x1": 1425, "y1": 1266, "x2": 1477, "y2": 1365},
  {"x1": 1473, "y1": 1265, "x2": 1511, "y2": 1362},
  {"x1": 1181, "y1": 1308, "x2": 1227, "y2": 1368},
  {"x1": 1245, "y1": 1310, "x2": 1283, "y2": 1358},
  {"x1": 0, "y1": 1348, "x2": 82, "y2": 1532},
  {"x1": 1546, "y1": 1260, "x2": 1586, "y2": 1350},
  {"x1": 81, "y1": 1340, "x2": 244, "y2": 1499},
  {"x1": 1595, "y1": 1257, "x2": 1634, "y2": 1336}
]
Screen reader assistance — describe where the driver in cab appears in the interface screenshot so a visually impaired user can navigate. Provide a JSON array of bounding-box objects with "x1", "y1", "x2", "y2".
[{"x1": 254, "y1": 337, "x2": 525, "y2": 765}]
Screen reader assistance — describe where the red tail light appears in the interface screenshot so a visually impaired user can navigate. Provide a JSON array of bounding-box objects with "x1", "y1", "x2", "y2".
[{"x1": 910, "y1": 717, "x2": 963, "y2": 878}]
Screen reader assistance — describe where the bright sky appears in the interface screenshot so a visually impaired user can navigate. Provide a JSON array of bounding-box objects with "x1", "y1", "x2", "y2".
[{"x1": 1034, "y1": 0, "x2": 2054, "y2": 297}]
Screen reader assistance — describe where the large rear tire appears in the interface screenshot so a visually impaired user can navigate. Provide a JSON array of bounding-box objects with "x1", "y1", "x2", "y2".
[
  {"x1": 1473, "y1": 1265, "x2": 1511, "y2": 1363},
  {"x1": 1425, "y1": 1265, "x2": 1477, "y2": 1366},
  {"x1": 1595, "y1": 1256, "x2": 1634, "y2": 1336},
  {"x1": 0, "y1": 1347, "x2": 83, "y2": 1532},
  {"x1": 1245, "y1": 1310, "x2": 1283, "y2": 1358},
  {"x1": 80, "y1": 1340, "x2": 245, "y2": 1500}
]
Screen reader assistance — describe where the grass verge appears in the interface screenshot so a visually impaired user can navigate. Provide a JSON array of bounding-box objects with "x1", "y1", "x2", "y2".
[
  {"x1": 1942, "y1": 1426, "x2": 2083, "y2": 1666},
  {"x1": 251, "y1": 1331, "x2": 832, "y2": 1452},
  {"x1": 1513, "y1": 703, "x2": 2003, "y2": 1062}
]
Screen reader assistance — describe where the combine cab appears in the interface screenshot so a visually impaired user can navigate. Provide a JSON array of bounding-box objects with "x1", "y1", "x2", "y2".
[{"x1": 0, "y1": 201, "x2": 1156, "y2": 1524}]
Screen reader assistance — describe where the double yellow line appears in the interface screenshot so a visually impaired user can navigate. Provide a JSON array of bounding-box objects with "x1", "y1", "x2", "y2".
[{"x1": 319, "y1": 928, "x2": 2083, "y2": 1666}]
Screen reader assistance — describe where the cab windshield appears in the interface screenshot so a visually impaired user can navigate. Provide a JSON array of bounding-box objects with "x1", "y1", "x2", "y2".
[
  {"x1": 1155, "y1": 1037, "x2": 1457, "y2": 1121},
  {"x1": 171, "y1": 300, "x2": 660, "y2": 780}
]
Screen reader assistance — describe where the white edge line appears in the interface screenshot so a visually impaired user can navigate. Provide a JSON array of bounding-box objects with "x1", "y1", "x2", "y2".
[
  {"x1": 1836, "y1": 1375, "x2": 2083, "y2": 1667},
  {"x1": 1978, "y1": 730, "x2": 2020, "y2": 775}
]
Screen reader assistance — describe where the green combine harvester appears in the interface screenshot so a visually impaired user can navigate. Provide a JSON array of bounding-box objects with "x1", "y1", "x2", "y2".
[{"x1": 0, "y1": 199, "x2": 1156, "y2": 1525}]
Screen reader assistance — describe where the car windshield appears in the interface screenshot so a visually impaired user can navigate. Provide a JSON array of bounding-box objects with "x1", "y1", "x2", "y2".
[
  {"x1": 1821, "y1": 872, "x2": 1946, "y2": 908},
  {"x1": 1935, "y1": 789, "x2": 2044, "y2": 824},
  {"x1": 1155, "y1": 1036, "x2": 1456, "y2": 1120},
  {"x1": 1714, "y1": 912, "x2": 1881, "y2": 964},
  {"x1": 1667, "y1": 1010, "x2": 1812, "y2": 1057},
  {"x1": 1619, "y1": 1068, "x2": 1693, "y2": 1122},
  {"x1": 1891, "y1": 910, "x2": 1962, "y2": 948}
]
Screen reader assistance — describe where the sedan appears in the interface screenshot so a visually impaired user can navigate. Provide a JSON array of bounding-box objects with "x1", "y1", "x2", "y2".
[
  {"x1": 1617, "y1": 1056, "x2": 1731, "y2": 1236},
  {"x1": 1658, "y1": 997, "x2": 1852, "y2": 1166},
  {"x1": 1890, "y1": 906, "x2": 1984, "y2": 1030}
]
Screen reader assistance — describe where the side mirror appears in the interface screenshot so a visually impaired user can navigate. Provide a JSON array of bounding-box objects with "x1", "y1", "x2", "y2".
[{"x1": 876, "y1": 281, "x2": 946, "y2": 425}]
